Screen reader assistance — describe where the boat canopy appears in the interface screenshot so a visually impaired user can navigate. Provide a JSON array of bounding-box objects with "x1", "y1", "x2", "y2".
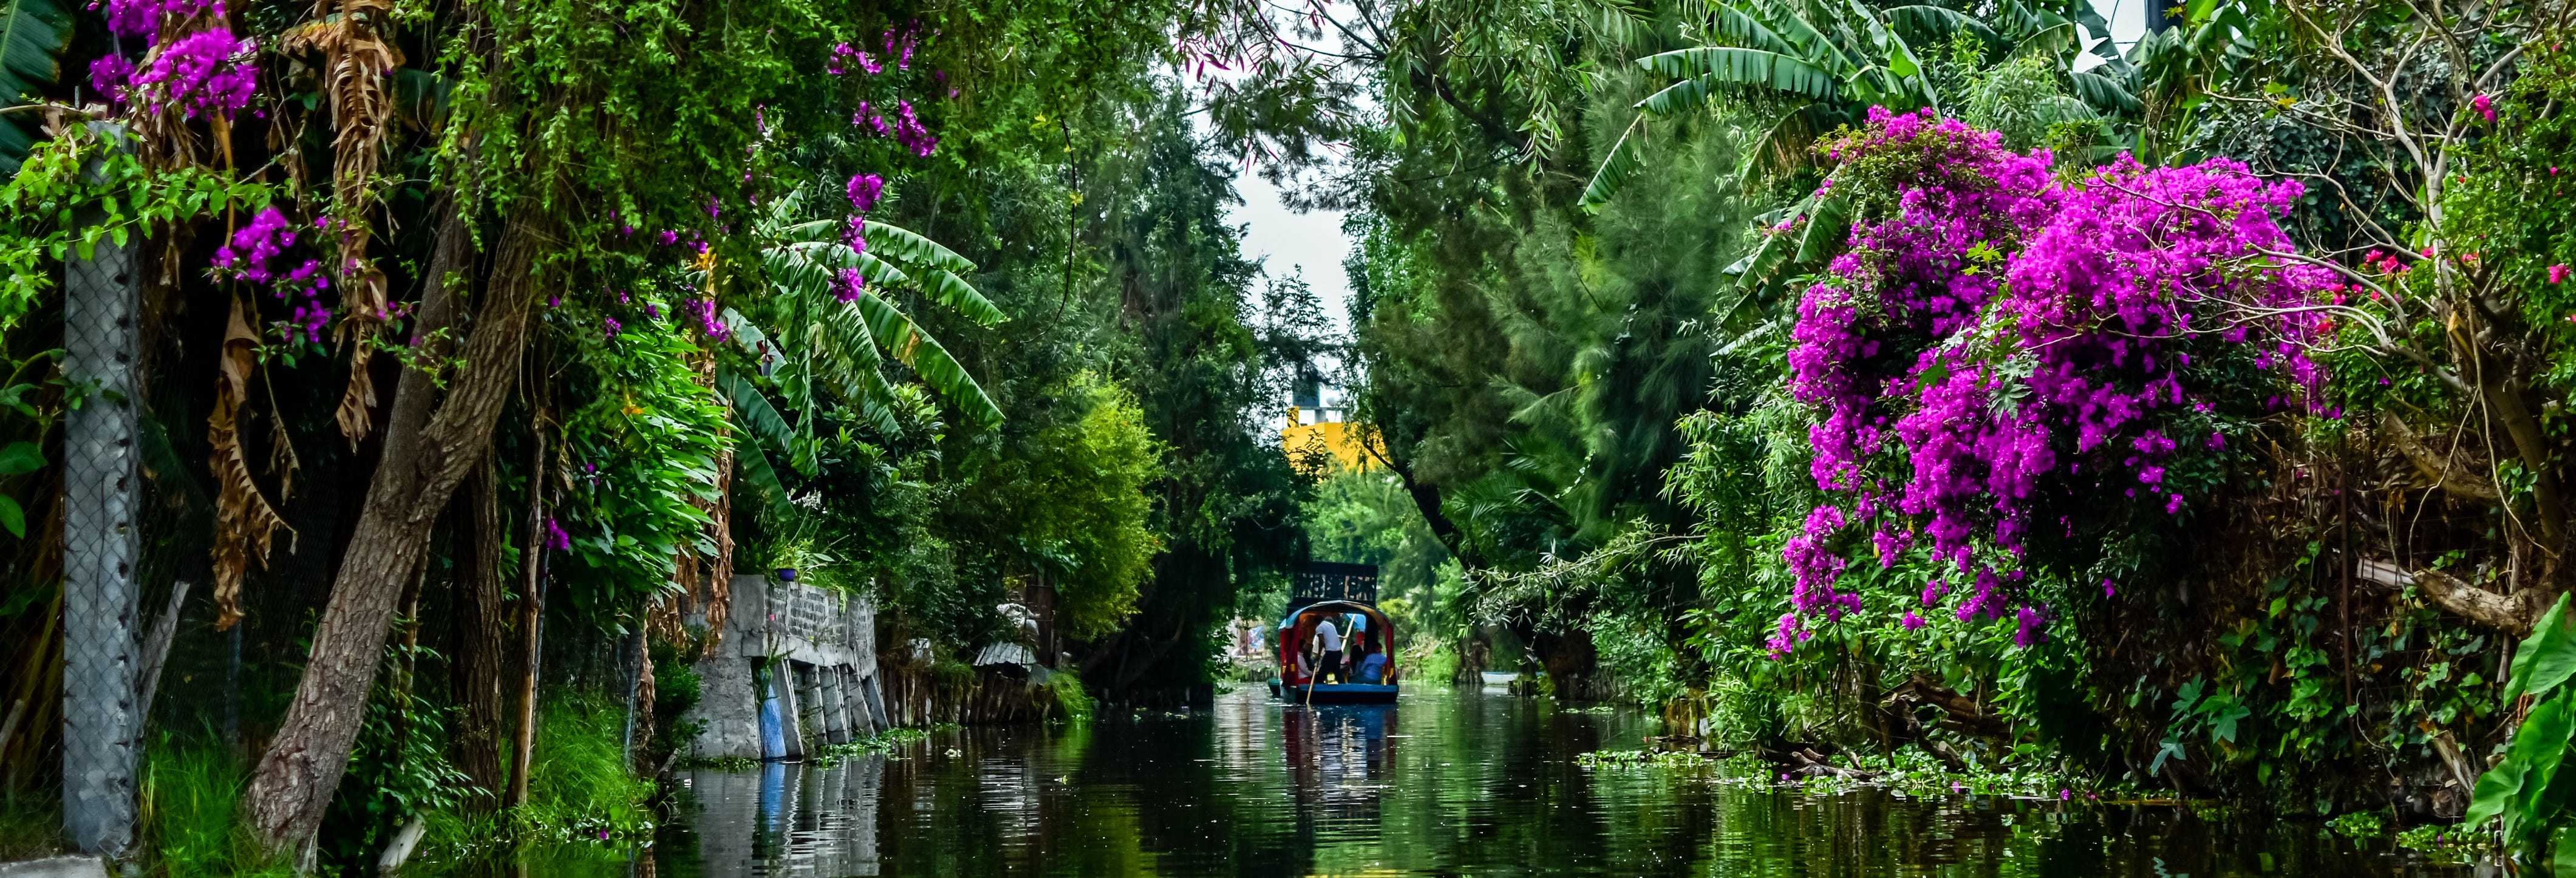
[{"x1": 1277, "y1": 599, "x2": 1395, "y2": 686}]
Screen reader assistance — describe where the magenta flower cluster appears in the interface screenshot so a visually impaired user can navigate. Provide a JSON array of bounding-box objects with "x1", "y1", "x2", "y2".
[
  {"x1": 210, "y1": 207, "x2": 332, "y2": 343},
  {"x1": 1776, "y1": 108, "x2": 2332, "y2": 654},
  {"x1": 90, "y1": 0, "x2": 257, "y2": 120},
  {"x1": 852, "y1": 100, "x2": 937, "y2": 158},
  {"x1": 827, "y1": 24, "x2": 918, "y2": 77},
  {"x1": 847, "y1": 173, "x2": 885, "y2": 213},
  {"x1": 689, "y1": 299, "x2": 729, "y2": 341}
]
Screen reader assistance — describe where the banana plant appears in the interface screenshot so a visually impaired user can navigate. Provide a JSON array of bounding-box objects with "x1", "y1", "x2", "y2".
[
  {"x1": 717, "y1": 189, "x2": 1005, "y2": 496},
  {"x1": 0, "y1": 0, "x2": 73, "y2": 174},
  {"x1": 2469, "y1": 594, "x2": 2576, "y2": 864}
]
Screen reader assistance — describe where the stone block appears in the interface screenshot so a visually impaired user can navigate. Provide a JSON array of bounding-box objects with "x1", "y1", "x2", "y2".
[{"x1": 0, "y1": 857, "x2": 109, "y2": 878}]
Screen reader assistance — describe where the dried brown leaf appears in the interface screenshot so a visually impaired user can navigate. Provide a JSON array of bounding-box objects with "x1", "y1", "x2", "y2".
[{"x1": 209, "y1": 299, "x2": 294, "y2": 631}]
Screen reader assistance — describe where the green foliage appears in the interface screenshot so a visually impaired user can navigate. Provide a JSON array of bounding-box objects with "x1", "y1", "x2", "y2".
[
  {"x1": 977, "y1": 375, "x2": 1162, "y2": 639},
  {"x1": 550, "y1": 309, "x2": 729, "y2": 622},
  {"x1": 2469, "y1": 595, "x2": 2576, "y2": 861},
  {"x1": 0, "y1": 0, "x2": 72, "y2": 171},
  {"x1": 2325, "y1": 809, "x2": 2388, "y2": 840},
  {"x1": 1581, "y1": 0, "x2": 2134, "y2": 209},
  {"x1": 747, "y1": 194, "x2": 1007, "y2": 434},
  {"x1": 324, "y1": 640, "x2": 479, "y2": 869},
  {"x1": 0, "y1": 128, "x2": 270, "y2": 327},
  {"x1": 1303, "y1": 469, "x2": 1451, "y2": 630},
  {"x1": 1046, "y1": 667, "x2": 1095, "y2": 724}
]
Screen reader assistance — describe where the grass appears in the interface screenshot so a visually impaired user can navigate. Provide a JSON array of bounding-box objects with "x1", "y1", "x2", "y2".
[
  {"x1": 420, "y1": 694, "x2": 654, "y2": 859},
  {"x1": 134, "y1": 734, "x2": 295, "y2": 877},
  {"x1": 511, "y1": 695, "x2": 655, "y2": 842},
  {"x1": 1046, "y1": 667, "x2": 1095, "y2": 724}
]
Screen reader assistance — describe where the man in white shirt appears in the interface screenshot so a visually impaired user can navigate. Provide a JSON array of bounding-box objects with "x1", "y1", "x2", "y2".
[{"x1": 1314, "y1": 617, "x2": 1345, "y2": 683}]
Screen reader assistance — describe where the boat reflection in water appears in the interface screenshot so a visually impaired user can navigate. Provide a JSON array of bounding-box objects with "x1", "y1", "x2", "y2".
[{"x1": 1281, "y1": 703, "x2": 1396, "y2": 835}]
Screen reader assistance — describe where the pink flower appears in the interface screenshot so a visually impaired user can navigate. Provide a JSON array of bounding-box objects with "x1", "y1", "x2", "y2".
[
  {"x1": 2473, "y1": 94, "x2": 2495, "y2": 122},
  {"x1": 2550, "y1": 264, "x2": 2569, "y2": 284},
  {"x1": 846, "y1": 173, "x2": 885, "y2": 213},
  {"x1": 1900, "y1": 611, "x2": 1924, "y2": 631}
]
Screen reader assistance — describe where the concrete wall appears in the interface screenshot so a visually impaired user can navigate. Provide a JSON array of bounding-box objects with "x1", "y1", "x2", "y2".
[{"x1": 682, "y1": 574, "x2": 892, "y2": 761}]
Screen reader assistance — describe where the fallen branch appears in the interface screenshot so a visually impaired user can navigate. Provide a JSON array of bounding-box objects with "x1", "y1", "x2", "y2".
[
  {"x1": 1882, "y1": 674, "x2": 2011, "y2": 736},
  {"x1": 1765, "y1": 746, "x2": 1879, "y2": 780},
  {"x1": 2356, "y1": 558, "x2": 2544, "y2": 636}
]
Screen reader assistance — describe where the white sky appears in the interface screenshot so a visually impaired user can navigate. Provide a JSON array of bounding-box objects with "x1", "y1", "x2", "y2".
[{"x1": 1230, "y1": 169, "x2": 1354, "y2": 341}]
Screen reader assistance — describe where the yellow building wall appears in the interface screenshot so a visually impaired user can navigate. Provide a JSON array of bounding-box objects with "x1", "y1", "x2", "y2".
[{"x1": 1281, "y1": 409, "x2": 1377, "y2": 475}]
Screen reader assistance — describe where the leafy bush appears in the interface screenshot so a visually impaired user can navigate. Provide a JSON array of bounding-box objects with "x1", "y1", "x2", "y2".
[{"x1": 2469, "y1": 594, "x2": 2576, "y2": 860}]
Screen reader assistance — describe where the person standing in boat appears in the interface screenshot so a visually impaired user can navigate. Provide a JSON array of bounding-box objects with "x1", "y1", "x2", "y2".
[{"x1": 1314, "y1": 615, "x2": 1346, "y2": 683}]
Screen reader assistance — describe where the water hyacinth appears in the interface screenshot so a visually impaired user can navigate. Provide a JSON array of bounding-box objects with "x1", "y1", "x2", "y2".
[{"x1": 1774, "y1": 107, "x2": 2333, "y2": 654}]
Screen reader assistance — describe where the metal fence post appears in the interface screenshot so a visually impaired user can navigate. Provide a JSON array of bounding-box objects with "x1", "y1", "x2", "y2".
[{"x1": 61, "y1": 123, "x2": 142, "y2": 857}]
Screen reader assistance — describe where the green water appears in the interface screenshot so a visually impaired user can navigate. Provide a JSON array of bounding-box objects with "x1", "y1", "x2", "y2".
[{"x1": 609, "y1": 686, "x2": 2465, "y2": 876}]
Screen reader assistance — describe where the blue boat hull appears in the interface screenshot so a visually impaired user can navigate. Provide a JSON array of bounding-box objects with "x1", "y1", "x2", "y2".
[{"x1": 1285, "y1": 683, "x2": 1398, "y2": 704}]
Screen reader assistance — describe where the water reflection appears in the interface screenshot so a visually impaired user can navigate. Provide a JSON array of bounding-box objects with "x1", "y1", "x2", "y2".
[
  {"x1": 1284, "y1": 704, "x2": 1394, "y2": 836},
  {"x1": 632, "y1": 686, "x2": 2478, "y2": 876},
  {"x1": 678, "y1": 755, "x2": 883, "y2": 876}
]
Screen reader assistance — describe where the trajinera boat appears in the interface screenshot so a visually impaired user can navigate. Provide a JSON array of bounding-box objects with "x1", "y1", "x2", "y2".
[{"x1": 1275, "y1": 562, "x2": 1399, "y2": 704}]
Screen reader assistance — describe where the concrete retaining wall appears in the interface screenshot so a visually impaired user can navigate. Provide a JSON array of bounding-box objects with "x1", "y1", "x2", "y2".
[{"x1": 682, "y1": 575, "x2": 891, "y2": 761}]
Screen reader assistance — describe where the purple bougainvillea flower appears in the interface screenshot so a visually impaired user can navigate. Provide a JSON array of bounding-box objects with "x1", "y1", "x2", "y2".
[
  {"x1": 1773, "y1": 107, "x2": 2328, "y2": 654},
  {"x1": 847, "y1": 173, "x2": 885, "y2": 213}
]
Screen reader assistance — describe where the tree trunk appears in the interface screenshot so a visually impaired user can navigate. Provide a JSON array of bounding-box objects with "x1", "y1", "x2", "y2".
[
  {"x1": 508, "y1": 420, "x2": 549, "y2": 810},
  {"x1": 451, "y1": 455, "x2": 509, "y2": 815},
  {"x1": 243, "y1": 214, "x2": 539, "y2": 856}
]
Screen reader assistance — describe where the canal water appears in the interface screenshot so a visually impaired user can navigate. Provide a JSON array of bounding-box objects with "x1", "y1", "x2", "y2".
[{"x1": 543, "y1": 685, "x2": 2473, "y2": 876}]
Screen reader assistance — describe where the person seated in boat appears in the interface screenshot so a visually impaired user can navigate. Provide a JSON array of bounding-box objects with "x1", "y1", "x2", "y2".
[
  {"x1": 1354, "y1": 640, "x2": 1389, "y2": 684},
  {"x1": 1314, "y1": 615, "x2": 1345, "y2": 682}
]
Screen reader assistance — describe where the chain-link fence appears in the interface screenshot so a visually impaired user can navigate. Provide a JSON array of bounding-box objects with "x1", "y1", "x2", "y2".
[{"x1": 60, "y1": 125, "x2": 141, "y2": 857}]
